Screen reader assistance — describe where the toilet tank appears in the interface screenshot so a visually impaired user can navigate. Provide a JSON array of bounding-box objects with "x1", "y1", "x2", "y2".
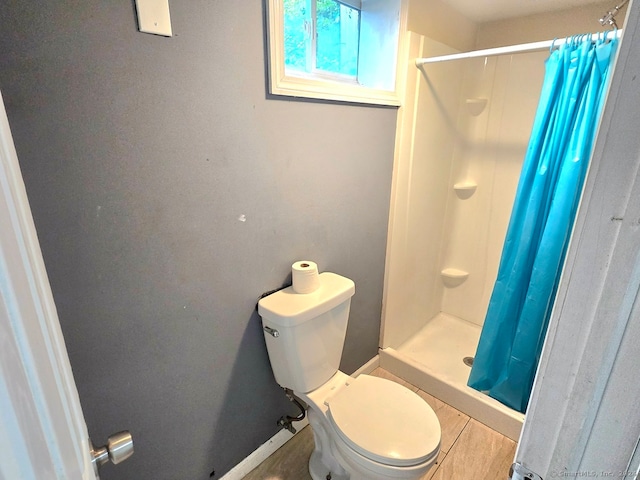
[{"x1": 258, "y1": 272, "x2": 355, "y2": 393}]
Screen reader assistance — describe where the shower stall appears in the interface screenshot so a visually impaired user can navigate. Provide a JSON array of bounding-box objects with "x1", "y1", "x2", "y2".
[{"x1": 379, "y1": 32, "x2": 550, "y2": 440}]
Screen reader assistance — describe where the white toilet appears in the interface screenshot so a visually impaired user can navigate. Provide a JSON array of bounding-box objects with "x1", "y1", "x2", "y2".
[{"x1": 258, "y1": 271, "x2": 441, "y2": 480}]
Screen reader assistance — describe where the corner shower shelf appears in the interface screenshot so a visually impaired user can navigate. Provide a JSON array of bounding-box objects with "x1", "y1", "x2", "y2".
[
  {"x1": 440, "y1": 268, "x2": 469, "y2": 287},
  {"x1": 453, "y1": 181, "x2": 477, "y2": 199},
  {"x1": 466, "y1": 98, "x2": 488, "y2": 116}
]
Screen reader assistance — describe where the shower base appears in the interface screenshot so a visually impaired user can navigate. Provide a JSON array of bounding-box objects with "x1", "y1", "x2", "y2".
[{"x1": 379, "y1": 313, "x2": 524, "y2": 441}]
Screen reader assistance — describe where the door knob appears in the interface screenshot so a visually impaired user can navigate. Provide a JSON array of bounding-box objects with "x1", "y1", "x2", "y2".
[{"x1": 90, "y1": 430, "x2": 134, "y2": 472}]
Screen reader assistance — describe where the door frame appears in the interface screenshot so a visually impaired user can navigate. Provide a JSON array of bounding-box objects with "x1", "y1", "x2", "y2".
[{"x1": 515, "y1": 0, "x2": 640, "y2": 477}]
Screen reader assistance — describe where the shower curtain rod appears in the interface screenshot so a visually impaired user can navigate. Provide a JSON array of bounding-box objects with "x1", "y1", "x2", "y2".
[{"x1": 415, "y1": 30, "x2": 623, "y2": 66}]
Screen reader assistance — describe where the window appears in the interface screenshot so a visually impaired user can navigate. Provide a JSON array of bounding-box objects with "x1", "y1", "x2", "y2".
[{"x1": 267, "y1": 0, "x2": 407, "y2": 106}]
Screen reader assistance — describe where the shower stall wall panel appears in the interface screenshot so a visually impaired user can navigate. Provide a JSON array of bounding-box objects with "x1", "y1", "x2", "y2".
[
  {"x1": 437, "y1": 55, "x2": 500, "y2": 327},
  {"x1": 440, "y1": 51, "x2": 547, "y2": 326},
  {"x1": 382, "y1": 32, "x2": 464, "y2": 349}
]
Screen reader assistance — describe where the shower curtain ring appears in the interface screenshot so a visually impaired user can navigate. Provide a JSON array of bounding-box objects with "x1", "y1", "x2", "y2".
[
  {"x1": 580, "y1": 33, "x2": 590, "y2": 46},
  {"x1": 608, "y1": 26, "x2": 618, "y2": 43},
  {"x1": 550, "y1": 38, "x2": 558, "y2": 53}
]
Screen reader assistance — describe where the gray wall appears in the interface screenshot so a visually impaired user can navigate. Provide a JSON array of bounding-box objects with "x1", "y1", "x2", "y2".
[{"x1": 0, "y1": 2, "x2": 396, "y2": 479}]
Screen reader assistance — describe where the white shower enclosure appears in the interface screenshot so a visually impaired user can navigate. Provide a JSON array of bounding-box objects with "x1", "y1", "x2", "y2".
[{"x1": 379, "y1": 31, "x2": 549, "y2": 440}]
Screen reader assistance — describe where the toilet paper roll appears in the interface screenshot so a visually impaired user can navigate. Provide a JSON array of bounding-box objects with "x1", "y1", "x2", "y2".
[{"x1": 292, "y1": 261, "x2": 320, "y2": 294}]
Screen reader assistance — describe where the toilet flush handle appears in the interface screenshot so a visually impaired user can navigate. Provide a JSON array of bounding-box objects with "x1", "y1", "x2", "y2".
[{"x1": 263, "y1": 326, "x2": 279, "y2": 337}]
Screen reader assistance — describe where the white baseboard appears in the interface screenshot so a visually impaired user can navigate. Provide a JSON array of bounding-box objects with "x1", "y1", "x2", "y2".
[
  {"x1": 220, "y1": 416, "x2": 310, "y2": 480},
  {"x1": 221, "y1": 355, "x2": 379, "y2": 479},
  {"x1": 352, "y1": 354, "x2": 380, "y2": 377}
]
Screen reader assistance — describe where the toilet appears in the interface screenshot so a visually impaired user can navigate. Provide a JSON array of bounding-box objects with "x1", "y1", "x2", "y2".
[{"x1": 258, "y1": 271, "x2": 441, "y2": 480}]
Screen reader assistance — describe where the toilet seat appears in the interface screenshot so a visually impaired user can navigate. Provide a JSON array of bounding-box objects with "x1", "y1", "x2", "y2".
[{"x1": 326, "y1": 375, "x2": 440, "y2": 468}]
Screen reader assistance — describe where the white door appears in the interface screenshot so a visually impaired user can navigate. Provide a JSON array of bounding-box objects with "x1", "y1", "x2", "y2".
[
  {"x1": 512, "y1": 1, "x2": 640, "y2": 479},
  {"x1": 0, "y1": 90, "x2": 132, "y2": 479}
]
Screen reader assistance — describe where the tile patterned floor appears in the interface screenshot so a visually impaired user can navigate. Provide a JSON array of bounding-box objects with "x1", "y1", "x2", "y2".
[{"x1": 242, "y1": 368, "x2": 516, "y2": 480}]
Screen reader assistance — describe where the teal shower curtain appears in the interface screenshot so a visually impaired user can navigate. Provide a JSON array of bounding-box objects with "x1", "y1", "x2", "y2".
[{"x1": 467, "y1": 33, "x2": 618, "y2": 413}]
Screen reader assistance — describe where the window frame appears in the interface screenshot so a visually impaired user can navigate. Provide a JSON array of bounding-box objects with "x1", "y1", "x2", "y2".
[{"x1": 266, "y1": 0, "x2": 408, "y2": 106}]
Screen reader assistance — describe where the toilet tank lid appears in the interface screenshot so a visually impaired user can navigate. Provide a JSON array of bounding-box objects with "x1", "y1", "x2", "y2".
[{"x1": 258, "y1": 272, "x2": 355, "y2": 327}]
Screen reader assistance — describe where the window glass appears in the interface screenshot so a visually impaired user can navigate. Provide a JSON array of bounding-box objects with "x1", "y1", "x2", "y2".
[
  {"x1": 283, "y1": 0, "x2": 311, "y2": 72},
  {"x1": 316, "y1": 1, "x2": 360, "y2": 76},
  {"x1": 283, "y1": 0, "x2": 360, "y2": 78}
]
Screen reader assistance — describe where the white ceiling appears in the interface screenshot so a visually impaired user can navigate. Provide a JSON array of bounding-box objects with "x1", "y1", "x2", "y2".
[{"x1": 442, "y1": 0, "x2": 614, "y2": 23}]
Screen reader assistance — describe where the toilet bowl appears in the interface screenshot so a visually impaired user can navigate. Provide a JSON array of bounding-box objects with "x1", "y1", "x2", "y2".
[
  {"x1": 297, "y1": 371, "x2": 440, "y2": 480},
  {"x1": 258, "y1": 271, "x2": 441, "y2": 480}
]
